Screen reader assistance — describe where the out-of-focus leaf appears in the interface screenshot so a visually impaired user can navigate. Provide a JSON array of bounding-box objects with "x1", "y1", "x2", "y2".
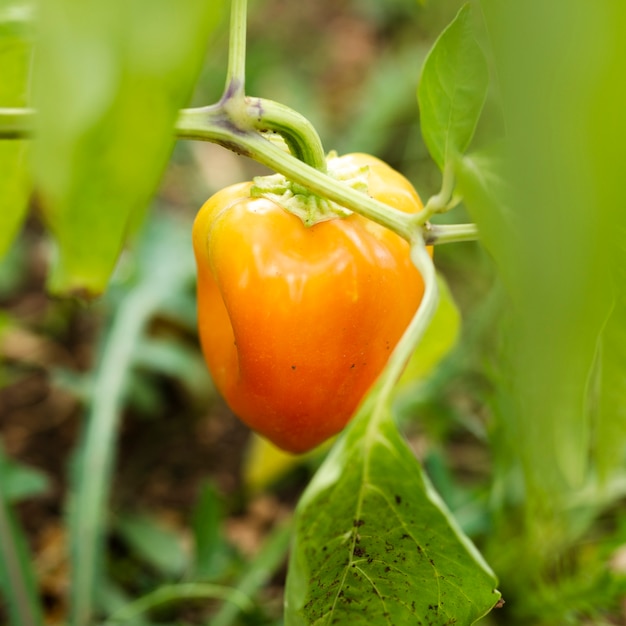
[
  {"x1": 396, "y1": 272, "x2": 461, "y2": 389},
  {"x1": 211, "y1": 522, "x2": 292, "y2": 626},
  {"x1": 477, "y1": 0, "x2": 618, "y2": 490},
  {"x1": 285, "y1": 395, "x2": 500, "y2": 626},
  {"x1": 191, "y1": 482, "x2": 230, "y2": 581},
  {"x1": 0, "y1": 446, "x2": 44, "y2": 626},
  {"x1": 133, "y1": 336, "x2": 212, "y2": 399},
  {"x1": 0, "y1": 457, "x2": 50, "y2": 503},
  {"x1": 32, "y1": 0, "x2": 226, "y2": 297},
  {"x1": 0, "y1": 1, "x2": 34, "y2": 259},
  {"x1": 417, "y1": 3, "x2": 488, "y2": 171},
  {"x1": 115, "y1": 513, "x2": 189, "y2": 578},
  {"x1": 582, "y1": 3, "x2": 626, "y2": 482},
  {"x1": 67, "y1": 213, "x2": 198, "y2": 626},
  {"x1": 592, "y1": 232, "x2": 626, "y2": 480}
]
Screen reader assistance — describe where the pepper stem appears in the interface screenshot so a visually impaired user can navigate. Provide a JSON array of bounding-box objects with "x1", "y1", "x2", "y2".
[{"x1": 224, "y1": 0, "x2": 247, "y2": 98}]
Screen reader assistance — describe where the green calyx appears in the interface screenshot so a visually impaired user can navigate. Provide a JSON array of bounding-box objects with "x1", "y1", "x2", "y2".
[{"x1": 250, "y1": 151, "x2": 369, "y2": 227}]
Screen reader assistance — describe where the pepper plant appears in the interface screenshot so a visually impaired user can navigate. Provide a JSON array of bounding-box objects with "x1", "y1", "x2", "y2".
[{"x1": 2, "y1": 0, "x2": 626, "y2": 625}]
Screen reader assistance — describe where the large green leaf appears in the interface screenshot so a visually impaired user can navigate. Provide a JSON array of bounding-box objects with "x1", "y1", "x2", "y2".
[
  {"x1": 417, "y1": 4, "x2": 488, "y2": 171},
  {"x1": 31, "y1": 0, "x2": 226, "y2": 297},
  {"x1": 0, "y1": 1, "x2": 33, "y2": 258},
  {"x1": 473, "y1": 0, "x2": 620, "y2": 491},
  {"x1": 285, "y1": 396, "x2": 500, "y2": 626}
]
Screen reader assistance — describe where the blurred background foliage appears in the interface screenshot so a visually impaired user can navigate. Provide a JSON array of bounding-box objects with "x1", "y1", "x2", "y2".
[{"x1": 2, "y1": 0, "x2": 626, "y2": 624}]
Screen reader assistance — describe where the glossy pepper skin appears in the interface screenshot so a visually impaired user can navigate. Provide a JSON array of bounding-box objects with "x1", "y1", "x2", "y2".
[{"x1": 193, "y1": 153, "x2": 428, "y2": 453}]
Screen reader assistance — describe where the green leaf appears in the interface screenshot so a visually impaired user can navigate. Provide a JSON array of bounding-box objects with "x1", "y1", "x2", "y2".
[
  {"x1": 417, "y1": 3, "x2": 488, "y2": 171},
  {"x1": 475, "y1": 0, "x2": 619, "y2": 490},
  {"x1": 454, "y1": 146, "x2": 517, "y2": 290},
  {"x1": 210, "y1": 522, "x2": 292, "y2": 626},
  {"x1": 0, "y1": 0, "x2": 34, "y2": 259},
  {"x1": 191, "y1": 482, "x2": 230, "y2": 581},
  {"x1": 0, "y1": 458, "x2": 50, "y2": 503},
  {"x1": 593, "y1": 247, "x2": 626, "y2": 479},
  {"x1": 285, "y1": 399, "x2": 500, "y2": 626},
  {"x1": 115, "y1": 513, "x2": 189, "y2": 578},
  {"x1": 31, "y1": 0, "x2": 226, "y2": 297},
  {"x1": 0, "y1": 446, "x2": 44, "y2": 626},
  {"x1": 67, "y1": 214, "x2": 198, "y2": 626}
]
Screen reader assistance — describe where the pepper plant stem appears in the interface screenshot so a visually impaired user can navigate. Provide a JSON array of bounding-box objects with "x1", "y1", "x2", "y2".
[
  {"x1": 247, "y1": 97, "x2": 327, "y2": 171},
  {"x1": 0, "y1": 107, "x2": 35, "y2": 138},
  {"x1": 375, "y1": 238, "x2": 439, "y2": 409},
  {"x1": 176, "y1": 106, "x2": 415, "y2": 240},
  {"x1": 224, "y1": 0, "x2": 247, "y2": 97},
  {"x1": 427, "y1": 222, "x2": 479, "y2": 245}
]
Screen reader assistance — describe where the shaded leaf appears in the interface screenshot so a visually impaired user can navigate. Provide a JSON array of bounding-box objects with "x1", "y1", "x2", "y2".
[
  {"x1": 418, "y1": 4, "x2": 488, "y2": 170},
  {"x1": 0, "y1": 446, "x2": 44, "y2": 626},
  {"x1": 285, "y1": 397, "x2": 500, "y2": 626},
  {"x1": 66, "y1": 214, "x2": 199, "y2": 625},
  {"x1": 211, "y1": 522, "x2": 292, "y2": 626},
  {"x1": 0, "y1": 458, "x2": 50, "y2": 503},
  {"x1": 191, "y1": 482, "x2": 231, "y2": 581},
  {"x1": 115, "y1": 513, "x2": 189, "y2": 578},
  {"x1": 454, "y1": 146, "x2": 517, "y2": 289}
]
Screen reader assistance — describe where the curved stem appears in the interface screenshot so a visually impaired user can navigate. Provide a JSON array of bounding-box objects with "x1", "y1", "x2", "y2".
[
  {"x1": 414, "y1": 161, "x2": 456, "y2": 223},
  {"x1": 247, "y1": 97, "x2": 326, "y2": 171},
  {"x1": 373, "y1": 239, "x2": 439, "y2": 410},
  {"x1": 104, "y1": 583, "x2": 252, "y2": 625},
  {"x1": 176, "y1": 106, "x2": 415, "y2": 239}
]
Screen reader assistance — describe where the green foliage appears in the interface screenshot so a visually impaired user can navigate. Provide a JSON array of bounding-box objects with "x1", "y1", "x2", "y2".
[
  {"x1": 191, "y1": 482, "x2": 230, "y2": 581},
  {"x1": 452, "y1": 0, "x2": 626, "y2": 621},
  {"x1": 115, "y1": 513, "x2": 189, "y2": 579},
  {"x1": 285, "y1": 395, "x2": 500, "y2": 625},
  {"x1": 30, "y1": 0, "x2": 226, "y2": 297},
  {"x1": 3, "y1": 0, "x2": 626, "y2": 624},
  {"x1": 0, "y1": 0, "x2": 33, "y2": 258},
  {"x1": 418, "y1": 4, "x2": 488, "y2": 171},
  {"x1": 464, "y1": 0, "x2": 624, "y2": 490},
  {"x1": 67, "y1": 213, "x2": 199, "y2": 625},
  {"x1": 0, "y1": 456, "x2": 50, "y2": 503},
  {"x1": 0, "y1": 446, "x2": 44, "y2": 626}
]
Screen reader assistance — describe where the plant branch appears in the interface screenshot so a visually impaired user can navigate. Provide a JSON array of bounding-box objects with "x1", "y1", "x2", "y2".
[
  {"x1": 373, "y1": 238, "x2": 439, "y2": 411},
  {"x1": 104, "y1": 583, "x2": 253, "y2": 625},
  {"x1": 426, "y1": 222, "x2": 479, "y2": 245},
  {"x1": 224, "y1": 0, "x2": 247, "y2": 98},
  {"x1": 0, "y1": 107, "x2": 35, "y2": 138},
  {"x1": 246, "y1": 97, "x2": 326, "y2": 171},
  {"x1": 414, "y1": 161, "x2": 456, "y2": 223},
  {"x1": 177, "y1": 106, "x2": 415, "y2": 239}
]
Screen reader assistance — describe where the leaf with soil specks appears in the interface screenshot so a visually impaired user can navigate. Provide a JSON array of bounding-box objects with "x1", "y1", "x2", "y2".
[{"x1": 285, "y1": 397, "x2": 500, "y2": 626}]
